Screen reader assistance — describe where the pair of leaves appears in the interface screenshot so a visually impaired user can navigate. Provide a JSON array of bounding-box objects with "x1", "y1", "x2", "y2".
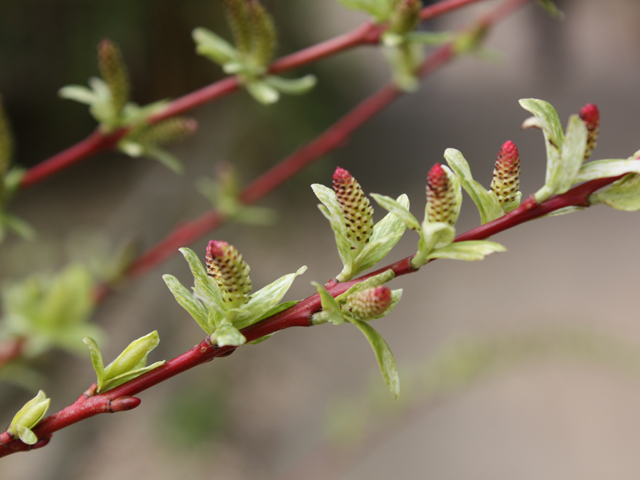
[
  {"x1": 192, "y1": 26, "x2": 316, "y2": 105},
  {"x1": 163, "y1": 248, "x2": 306, "y2": 347},
  {"x1": 84, "y1": 332, "x2": 164, "y2": 393},
  {"x1": 7, "y1": 390, "x2": 50, "y2": 445},
  {"x1": 312, "y1": 184, "x2": 408, "y2": 282}
]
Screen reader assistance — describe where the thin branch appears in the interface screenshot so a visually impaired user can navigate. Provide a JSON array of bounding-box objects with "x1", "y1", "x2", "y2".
[
  {"x1": 0, "y1": 0, "x2": 540, "y2": 456},
  {"x1": 17, "y1": 0, "x2": 490, "y2": 190}
]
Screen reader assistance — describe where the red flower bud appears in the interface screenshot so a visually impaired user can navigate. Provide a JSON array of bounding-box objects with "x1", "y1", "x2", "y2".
[
  {"x1": 426, "y1": 163, "x2": 457, "y2": 225},
  {"x1": 333, "y1": 167, "x2": 374, "y2": 246},
  {"x1": 206, "y1": 240, "x2": 251, "y2": 306},
  {"x1": 345, "y1": 286, "x2": 393, "y2": 320},
  {"x1": 491, "y1": 140, "x2": 521, "y2": 209},
  {"x1": 579, "y1": 103, "x2": 599, "y2": 160}
]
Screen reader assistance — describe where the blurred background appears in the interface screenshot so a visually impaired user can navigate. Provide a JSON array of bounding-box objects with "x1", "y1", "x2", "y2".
[{"x1": 2, "y1": 0, "x2": 640, "y2": 478}]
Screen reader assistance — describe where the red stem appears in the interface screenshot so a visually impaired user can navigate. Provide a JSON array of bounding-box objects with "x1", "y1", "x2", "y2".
[
  {"x1": 0, "y1": 0, "x2": 538, "y2": 457},
  {"x1": 17, "y1": 0, "x2": 489, "y2": 190}
]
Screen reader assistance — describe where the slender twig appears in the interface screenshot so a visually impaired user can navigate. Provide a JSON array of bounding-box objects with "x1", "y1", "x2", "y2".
[
  {"x1": 17, "y1": 0, "x2": 489, "y2": 190},
  {"x1": 0, "y1": 167, "x2": 629, "y2": 457}
]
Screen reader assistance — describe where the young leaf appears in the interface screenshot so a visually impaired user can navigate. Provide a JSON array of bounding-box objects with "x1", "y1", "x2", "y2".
[
  {"x1": 83, "y1": 337, "x2": 106, "y2": 390},
  {"x1": 555, "y1": 114, "x2": 588, "y2": 193},
  {"x1": 192, "y1": 27, "x2": 238, "y2": 65},
  {"x1": 211, "y1": 322, "x2": 246, "y2": 347},
  {"x1": 264, "y1": 75, "x2": 317, "y2": 95},
  {"x1": 346, "y1": 317, "x2": 400, "y2": 399},
  {"x1": 426, "y1": 240, "x2": 506, "y2": 261},
  {"x1": 162, "y1": 274, "x2": 210, "y2": 333},
  {"x1": 244, "y1": 79, "x2": 279, "y2": 105},
  {"x1": 591, "y1": 173, "x2": 640, "y2": 211},
  {"x1": 574, "y1": 158, "x2": 640, "y2": 184},
  {"x1": 337, "y1": 269, "x2": 396, "y2": 302},
  {"x1": 311, "y1": 282, "x2": 346, "y2": 326},
  {"x1": 370, "y1": 193, "x2": 421, "y2": 231},
  {"x1": 444, "y1": 149, "x2": 503, "y2": 224},
  {"x1": 312, "y1": 183, "x2": 351, "y2": 267},
  {"x1": 179, "y1": 247, "x2": 224, "y2": 308}
]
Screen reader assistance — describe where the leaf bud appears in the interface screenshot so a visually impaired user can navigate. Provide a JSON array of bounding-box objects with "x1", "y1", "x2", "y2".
[
  {"x1": 345, "y1": 286, "x2": 393, "y2": 320},
  {"x1": 97, "y1": 39, "x2": 130, "y2": 114},
  {"x1": 103, "y1": 331, "x2": 160, "y2": 381},
  {"x1": 206, "y1": 240, "x2": 252, "y2": 307},
  {"x1": 579, "y1": 103, "x2": 599, "y2": 160},
  {"x1": 426, "y1": 163, "x2": 458, "y2": 225},
  {"x1": 8, "y1": 390, "x2": 50, "y2": 444},
  {"x1": 490, "y1": 140, "x2": 521, "y2": 209},
  {"x1": 332, "y1": 167, "x2": 374, "y2": 247}
]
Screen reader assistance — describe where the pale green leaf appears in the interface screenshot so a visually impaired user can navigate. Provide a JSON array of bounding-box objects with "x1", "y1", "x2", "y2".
[
  {"x1": 58, "y1": 85, "x2": 98, "y2": 105},
  {"x1": 163, "y1": 274, "x2": 210, "y2": 333},
  {"x1": 245, "y1": 79, "x2": 279, "y2": 105},
  {"x1": 337, "y1": 0, "x2": 392, "y2": 21},
  {"x1": 251, "y1": 300, "x2": 300, "y2": 324},
  {"x1": 101, "y1": 360, "x2": 165, "y2": 392},
  {"x1": 145, "y1": 146, "x2": 184, "y2": 174},
  {"x1": 264, "y1": 74, "x2": 317, "y2": 95},
  {"x1": 16, "y1": 425, "x2": 38, "y2": 445},
  {"x1": 311, "y1": 282, "x2": 345, "y2": 326},
  {"x1": 337, "y1": 269, "x2": 395, "y2": 302},
  {"x1": 444, "y1": 148, "x2": 503, "y2": 224},
  {"x1": 556, "y1": 114, "x2": 588, "y2": 193},
  {"x1": 574, "y1": 159, "x2": 640, "y2": 184},
  {"x1": 179, "y1": 247, "x2": 224, "y2": 309},
  {"x1": 211, "y1": 323, "x2": 246, "y2": 347},
  {"x1": 103, "y1": 331, "x2": 160, "y2": 385},
  {"x1": 312, "y1": 183, "x2": 351, "y2": 267},
  {"x1": 427, "y1": 240, "x2": 506, "y2": 261},
  {"x1": 236, "y1": 266, "x2": 307, "y2": 329},
  {"x1": 346, "y1": 318, "x2": 399, "y2": 399},
  {"x1": 192, "y1": 27, "x2": 238, "y2": 65},
  {"x1": 83, "y1": 337, "x2": 106, "y2": 390},
  {"x1": 592, "y1": 173, "x2": 640, "y2": 211},
  {"x1": 370, "y1": 193, "x2": 420, "y2": 231}
]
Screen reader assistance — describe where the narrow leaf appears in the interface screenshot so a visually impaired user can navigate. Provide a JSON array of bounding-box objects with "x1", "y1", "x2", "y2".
[
  {"x1": 192, "y1": 27, "x2": 238, "y2": 65},
  {"x1": 347, "y1": 318, "x2": 400, "y2": 399},
  {"x1": 370, "y1": 193, "x2": 420, "y2": 231},
  {"x1": 264, "y1": 75, "x2": 317, "y2": 95},
  {"x1": 179, "y1": 247, "x2": 224, "y2": 308},
  {"x1": 163, "y1": 274, "x2": 210, "y2": 333},
  {"x1": 574, "y1": 159, "x2": 640, "y2": 184},
  {"x1": 592, "y1": 173, "x2": 640, "y2": 211},
  {"x1": 427, "y1": 240, "x2": 506, "y2": 261},
  {"x1": 556, "y1": 114, "x2": 588, "y2": 193},
  {"x1": 311, "y1": 282, "x2": 345, "y2": 326},
  {"x1": 83, "y1": 337, "x2": 106, "y2": 390}
]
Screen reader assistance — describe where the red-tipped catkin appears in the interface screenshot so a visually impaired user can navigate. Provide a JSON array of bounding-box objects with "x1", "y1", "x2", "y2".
[
  {"x1": 426, "y1": 163, "x2": 457, "y2": 225},
  {"x1": 345, "y1": 286, "x2": 393, "y2": 320},
  {"x1": 206, "y1": 240, "x2": 252, "y2": 306},
  {"x1": 332, "y1": 167, "x2": 374, "y2": 246},
  {"x1": 579, "y1": 103, "x2": 599, "y2": 160},
  {"x1": 490, "y1": 140, "x2": 521, "y2": 208}
]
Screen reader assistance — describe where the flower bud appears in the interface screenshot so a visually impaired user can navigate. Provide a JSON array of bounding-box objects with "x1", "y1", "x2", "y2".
[
  {"x1": 97, "y1": 39, "x2": 129, "y2": 114},
  {"x1": 8, "y1": 390, "x2": 50, "y2": 443},
  {"x1": 426, "y1": 163, "x2": 458, "y2": 225},
  {"x1": 345, "y1": 286, "x2": 393, "y2": 321},
  {"x1": 579, "y1": 103, "x2": 599, "y2": 160},
  {"x1": 206, "y1": 240, "x2": 252, "y2": 307},
  {"x1": 490, "y1": 140, "x2": 521, "y2": 209},
  {"x1": 332, "y1": 167, "x2": 374, "y2": 247},
  {"x1": 247, "y1": 0, "x2": 276, "y2": 68},
  {"x1": 388, "y1": 0, "x2": 421, "y2": 36}
]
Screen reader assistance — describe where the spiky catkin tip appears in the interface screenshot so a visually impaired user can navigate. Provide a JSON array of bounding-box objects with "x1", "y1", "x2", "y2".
[
  {"x1": 332, "y1": 167, "x2": 374, "y2": 246},
  {"x1": 97, "y1": 39, "x2": 130, "y2": 114},
  {"x1": 490, "y1": 140, "x2": 521, "y2": 207},
  {"x1": 206, "y1": 240, "x2": 251, "y2": 306},
  {"x1": 426, "y1": 163, "x2": 457, "y2": 225},
  {"x1": 579, "y1": 103, "x2": 599, "y2": 160},
  {"x1": 388, "y1": 0, "x2": 421, "y2": 35},
  {"x1": 345, "y1": 286, "x2": 392, "y2": 320}
]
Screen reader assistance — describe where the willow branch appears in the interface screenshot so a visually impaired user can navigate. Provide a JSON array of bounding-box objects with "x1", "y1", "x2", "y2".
[{"x1": 17, "y1": 0, "x2": 490, "y2": 190}]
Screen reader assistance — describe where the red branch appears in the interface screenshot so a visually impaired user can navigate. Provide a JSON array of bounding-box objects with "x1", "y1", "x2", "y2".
[
  {"x1": 0, "y1": 169, "x2": 628, "y2": 457},
  {"x1": 17, "y1": 0, "x2": 489, "y2": 190},
  {"x1": 0, "y1": 0, "x2": 542, "y2": 458}
]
